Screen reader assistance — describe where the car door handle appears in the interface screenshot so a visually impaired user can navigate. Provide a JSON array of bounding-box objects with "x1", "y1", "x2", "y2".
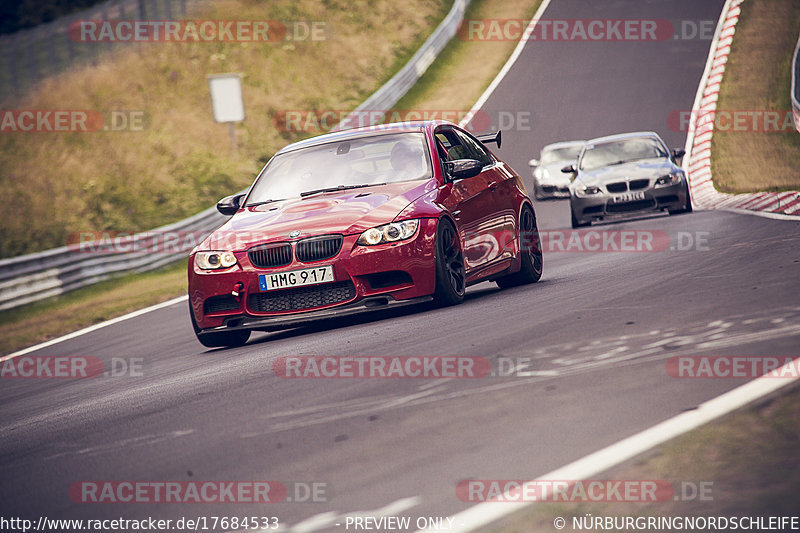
[
  {"x1": 488, "y1": 181, "x2": 498, "y2": 190},
  {"x1": 452, "y1": 210, "x2": 462, "y2": 218}
]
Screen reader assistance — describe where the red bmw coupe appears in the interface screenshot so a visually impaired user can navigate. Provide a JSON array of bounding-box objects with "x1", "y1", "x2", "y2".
[{"x1": 189, "y1": 120, "x2": 542, "y2": 347}]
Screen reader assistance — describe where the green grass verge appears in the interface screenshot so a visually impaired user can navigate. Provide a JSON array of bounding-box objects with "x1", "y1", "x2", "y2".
[{"x1": 711, "y1": 0, "x2": 800, "y2": 193}]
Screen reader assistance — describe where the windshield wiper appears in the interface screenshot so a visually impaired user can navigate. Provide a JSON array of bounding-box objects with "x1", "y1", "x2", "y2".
[
  {"x1": 300, "y1": 183, "x2": 386, "y2": 197},
  {"x1": 246, "y1": 199, "x2": 281, "y2": 207},
  {"x1": 605, "y1": 159, "x2": 630, "y2": 166}
]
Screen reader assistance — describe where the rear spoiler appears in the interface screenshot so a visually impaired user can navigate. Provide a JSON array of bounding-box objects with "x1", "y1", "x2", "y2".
[{"x1": 477, "y1": 130, "x2": 502, "y2": 149}]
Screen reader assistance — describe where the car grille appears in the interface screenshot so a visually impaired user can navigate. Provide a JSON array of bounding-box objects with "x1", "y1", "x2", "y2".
[
  {"x1": 296, "y1": 235, "x2": 343, "y2": 262},
  {"x1": 248, "y1": 281, "x2": 356, "y2": 313},
  {"x1": 606, "y1": 199, "x2": 656, "y2": 213},
  {"x1": 249, "y1": 243, "x2": 292, "y2": 268},
  {"x1": 606, "y1": 179, "x2": 650, "y2": 193}
]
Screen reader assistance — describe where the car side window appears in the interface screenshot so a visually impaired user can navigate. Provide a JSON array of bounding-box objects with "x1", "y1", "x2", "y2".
[
  {"x1": 435, "y1": 130, "x2": 472, "y2": 161},
  {"x1": 454, "y1": 129, "x2": 494, "y2": 167}
]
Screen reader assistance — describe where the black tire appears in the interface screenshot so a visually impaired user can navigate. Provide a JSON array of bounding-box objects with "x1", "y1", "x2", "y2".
[
  {"x1": 570, "y1": 201, "x2": 589, "y2": 228},
  {"x1": 669, "y1": 185, "x2": 693, "y2": 215},
  {"x1": 496, "y1": 205, "x2": 543, "y2": 288},
  {"x1": 190, "y1": 300, "x2": 250, "y2": 348},
  {"x1": 433, "y1": 218, "x2": 466, "y2": 306}
]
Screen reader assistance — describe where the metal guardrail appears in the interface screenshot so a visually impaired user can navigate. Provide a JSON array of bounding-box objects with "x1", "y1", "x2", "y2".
[
  {"x1": 0, "y1": 0, "x2": 197, "y2": 102},
  {"x1": 335, "y1": 0, "x2": 469, "y2": 129},
  {"x1": 0, "y1": 205, "x2": 226, "y2": 312},
  {"x1": 792, "y1": 32, "x2": 800, "y2": 133},
  {"x1": 0, "y1": 0, "x2": 470, "y2": 312}
]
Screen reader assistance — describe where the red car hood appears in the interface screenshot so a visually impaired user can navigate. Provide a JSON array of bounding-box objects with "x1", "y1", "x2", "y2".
[{"x1": 203, "y1": 179, "x2": 436, "y2": 251}]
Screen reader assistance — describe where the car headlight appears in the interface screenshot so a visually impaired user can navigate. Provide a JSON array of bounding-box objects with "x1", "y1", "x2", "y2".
[
  {"x1": 195, "y1": 251, "x2": 237, "y2": 270},
  {"x1": 574, "y1": 185, "x2": 602, "y2": 198},
  {"x1": 538, "y1": 168, "x2": 551, "y2": 183},
  {"x1": 655, "y1": 173, "x2": 682, "y2": 187},
  {"x1": 357, "y1": 219, "x2": 420, "y2": 246}
]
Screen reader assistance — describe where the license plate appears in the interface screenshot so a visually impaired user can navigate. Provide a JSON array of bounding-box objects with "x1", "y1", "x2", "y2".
[
  {"x1": 612, "y1": 191, "x2": 645, "y2": 203},
  {"x1": 258, "y1": 265, "x2": 334, "y2": 291}
]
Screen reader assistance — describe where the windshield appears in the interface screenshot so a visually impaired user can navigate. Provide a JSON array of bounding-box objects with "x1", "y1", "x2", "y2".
[
  {"x1": 246, "y1": 132, "x2": 431, "y2": 204},
  {"x1": 541, "y1": 145, "x2": 583, "y2": 165},
  {"x1": 579, "y1": 137, "x2": 668, "y2": 171}
]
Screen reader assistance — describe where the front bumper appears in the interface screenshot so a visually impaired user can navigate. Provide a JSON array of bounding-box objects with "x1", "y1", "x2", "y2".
[
  {"x1": 189, "y1": 218, "x2": 438, "y2": 331},
  {"x1": 571, "y1": 182, "x2": 687, "y2": 224},
  {"x1": 202, "y1": 294, "x2": 433, "y2": 332},
  {"x1": 535, "y1": 179, "x2": 570, "y2": 198}
]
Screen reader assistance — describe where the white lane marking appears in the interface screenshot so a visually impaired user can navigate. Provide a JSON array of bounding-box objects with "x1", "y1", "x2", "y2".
[
  {"x1": 262, "y1": 496, "x2": 421, "y2": 533},
  {"x1": 415, "y1": 356, "x2": 800, "y2": 532},
  {"x1": 0, "y1": 295, "x2": 188, "y2": 361},
  {"x1": 460, "y1": 0, "x2": 554, "y2": 128}
]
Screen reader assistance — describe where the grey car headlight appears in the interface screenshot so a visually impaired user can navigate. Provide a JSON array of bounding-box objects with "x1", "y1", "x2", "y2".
[
  {"x1": 574, "y1": 185, "x2": 602, "y2": 198},
  {"x1": 655, "y1": 173, "x2": 682, "y2": 187},
  {"x1": 195, "y1": 251, "x2": 237, "y2": 270},
  {"x1": 357, "y1": 219, "x2": 420, "y2": 246}
]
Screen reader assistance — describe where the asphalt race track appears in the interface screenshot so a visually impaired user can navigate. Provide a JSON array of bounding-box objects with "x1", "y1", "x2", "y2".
[{"x1": 2, "y1": 0, "x2": 799, "y2": 531}]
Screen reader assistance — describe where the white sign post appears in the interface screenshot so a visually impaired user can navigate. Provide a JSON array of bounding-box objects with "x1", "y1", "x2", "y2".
[{"x1": 207, "y1": 73, "x2": 245, "y2": 153}]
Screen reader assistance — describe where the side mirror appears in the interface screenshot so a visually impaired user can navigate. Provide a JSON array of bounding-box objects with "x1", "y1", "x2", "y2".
[
  {"x1": 444, "y1": 159, "x2": 483, "y2": 181},
  {"x1": 528, "y1": 158, "x2": 540, "y2": 167},
  {"x1": 671, "y1": 148, "x2": 685, "y2": 161},
  {"x1": 561, "y1": 164, "x2": 577, "y2": 174},
  {"x1": 216, "y1": 193, "x2": 245, "y2": 216}
]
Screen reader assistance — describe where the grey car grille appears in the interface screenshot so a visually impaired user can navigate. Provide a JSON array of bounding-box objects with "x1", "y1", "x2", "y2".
[{"x1": 606, "y1": 179, "x2": 650, "y2": 193}]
